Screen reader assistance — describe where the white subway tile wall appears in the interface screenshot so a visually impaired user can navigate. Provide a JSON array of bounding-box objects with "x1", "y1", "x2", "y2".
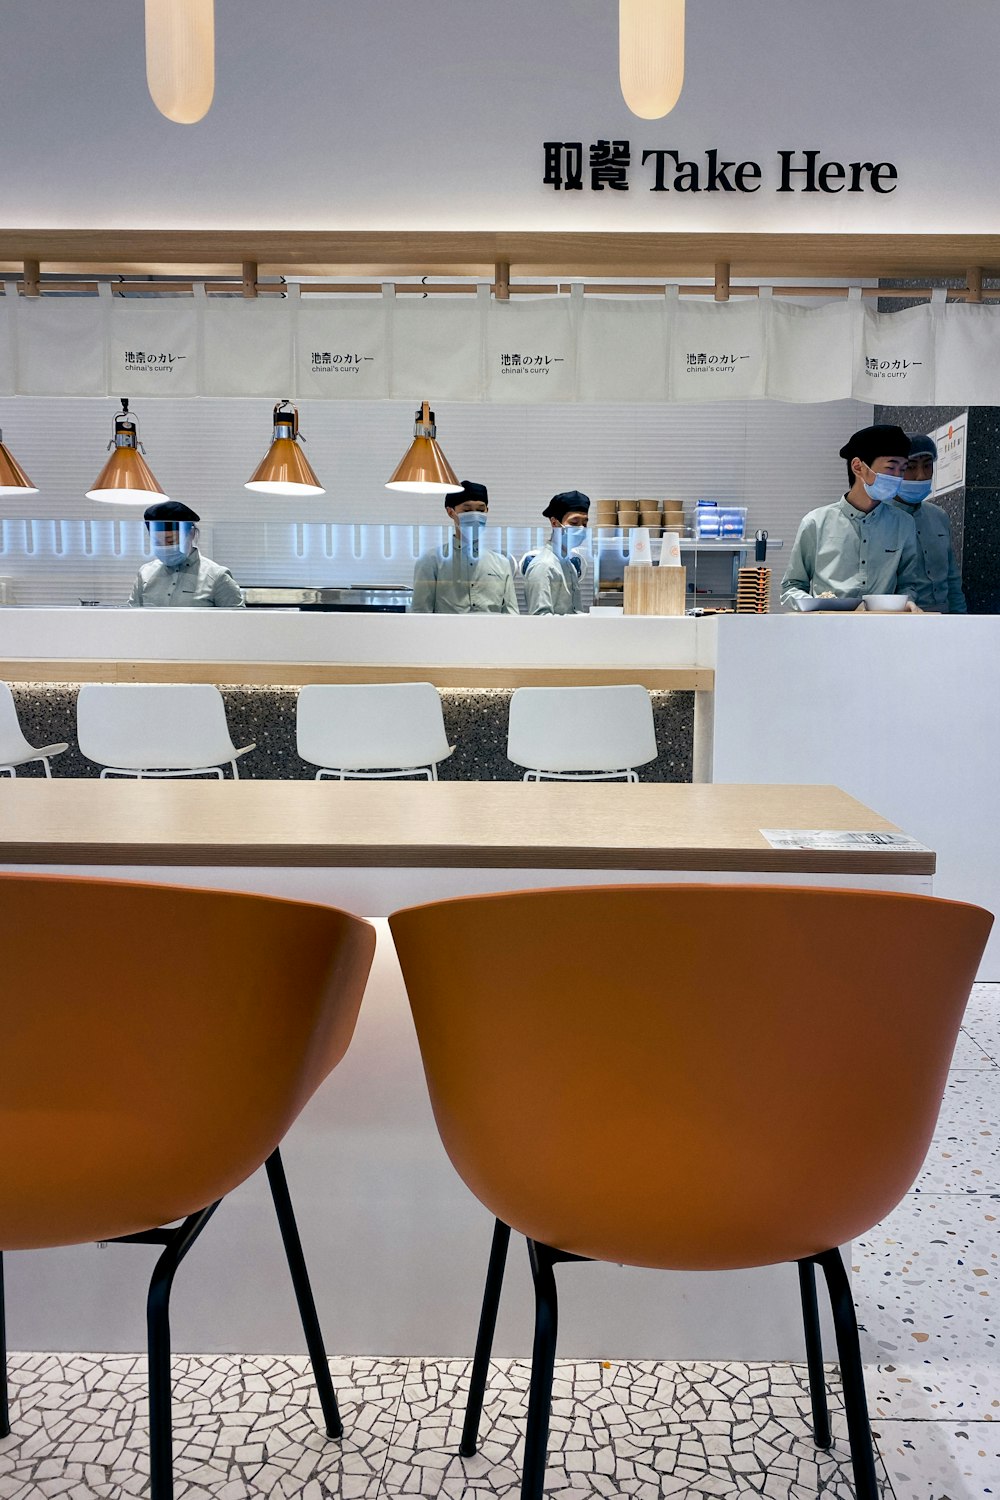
[{"x1": 0, "y1": 396, "x2": 871, "y2": 606}]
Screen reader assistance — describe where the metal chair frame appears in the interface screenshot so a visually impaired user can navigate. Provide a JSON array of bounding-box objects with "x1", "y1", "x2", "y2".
[
  {"x1": 460, "y1": 1216, "x2": 878, "y2": 1500},
  {"x1": 0, "y1": 1147, "x2": 341, "y2": 1500}
]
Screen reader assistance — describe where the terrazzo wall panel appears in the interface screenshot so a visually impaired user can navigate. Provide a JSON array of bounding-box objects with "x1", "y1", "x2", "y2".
[
  {"x1": 876, "y1": 276, "x2": 998, "y2": 613},
  {"x1": 8, "y1": 685, "x2": 694, "y2": 783},
  {"x1": 872, "y1": 401, "x2": 966, "y2": 566}
]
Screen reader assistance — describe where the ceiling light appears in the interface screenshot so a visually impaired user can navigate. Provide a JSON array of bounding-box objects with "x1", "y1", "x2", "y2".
[
  {"x1": 619, "y1": 0, "x2": 685, "y2": 119},
  {"x1": 86, "y1": 400, "x2": 168, "y2": 504},
  {"x1": 0, "y1": 430, "x2": 39, "y2": 496},
  {"x1": 245, "y1": 401, "x2": 325, "y2": 496},
  {"x1": 145, "y1": 0, "x2": 215, "y2": 125},
  {"x1": 386, "y1": 401, "x2": 461, "y2": 495}
]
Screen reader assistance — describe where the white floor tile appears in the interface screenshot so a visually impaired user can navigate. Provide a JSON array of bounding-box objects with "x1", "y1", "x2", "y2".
[
  {"x1": 378, "y1": 1359, "x2": 891, "y2": 1498},
  {"x1": 963, "y1": 984, "x2": 1000, "y2": 1064},
  {"x1": 951, "y1": 1029, "x2": 998, "y2": 1069},
  {"x1": 873, "y1": 1417, "x2": 1000, "y2": 1500},
  {"x1": 855, "y1": 1194, "x2": 1000, "y2": 1419},
  {"x1": 914, "y1": 1071, "x2": 1000, "y2": 1194}
]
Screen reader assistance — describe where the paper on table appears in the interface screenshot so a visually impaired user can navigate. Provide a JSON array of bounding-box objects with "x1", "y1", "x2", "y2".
[{"x1": 760, "y1": 829, "x2": 931, "y2": 852}]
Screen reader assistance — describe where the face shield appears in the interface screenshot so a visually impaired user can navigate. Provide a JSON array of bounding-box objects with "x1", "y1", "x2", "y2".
[{"x1": 149, "y1": 521, "x2": 196, "y2": 569}]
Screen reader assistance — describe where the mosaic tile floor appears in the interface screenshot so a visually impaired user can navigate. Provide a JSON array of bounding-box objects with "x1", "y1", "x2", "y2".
[{"x1": 1, "y1": 988, "x2": 997, "y2": 1500}]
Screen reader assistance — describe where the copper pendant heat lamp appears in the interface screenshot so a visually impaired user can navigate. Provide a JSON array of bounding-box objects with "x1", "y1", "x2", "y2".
[
  {"x1": 86, "y1": 400, "x2": 168, "y2": 504},
  {"x1": 0, "y1": 430, "x2": 39, "y2": 496},
  {"x1": 386, "y1": 401, "x2": 461, "y2": 495},
  {"x1": 245, "y1": 402, "x2": 325, "y2": 495}
]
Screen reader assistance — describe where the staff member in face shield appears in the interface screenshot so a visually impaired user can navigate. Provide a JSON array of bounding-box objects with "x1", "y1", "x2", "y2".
[
  {"x1": 780, "y1": 424, "x2": 922, "y2": 609},
  {"x1": 410, "y1": 481, "x2": 519, "y2": 614},
  {"x1": 128, "y1": 501, "x2": 245, "y2": 608},
  {"x1": 893, "y1": 434, "x2": 967, "y2": 613},
  {"x1": 523, "y1": 490, "x2": 590, "y2": 615}
]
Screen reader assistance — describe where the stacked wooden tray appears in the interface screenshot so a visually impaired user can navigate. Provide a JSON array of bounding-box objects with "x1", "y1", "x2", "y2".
[{"x1": 736, "y1": 566, "x2": 772, "y2": 613}]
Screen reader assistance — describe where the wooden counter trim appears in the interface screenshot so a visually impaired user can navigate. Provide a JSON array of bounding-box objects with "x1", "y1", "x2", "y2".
[
  {"x1": 0, "y1": 781, "x2": 936, "y2": 876},
  {"x1": 0, "y1": 841, "x2": 933, "y2": 875},
  {"x1": 3, "y1": 229, "x2": 1000, "y2": 279},
  {"x1": 0, "y1": 660, "x2": 713, "y2": 691}
]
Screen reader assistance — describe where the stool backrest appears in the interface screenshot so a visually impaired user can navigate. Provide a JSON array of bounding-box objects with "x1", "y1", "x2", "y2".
[
  {"x1": 297, "y1": 682, "x2": 450, "y2": 771},
  {"x1": 390, "y1": 884, "x2": 991, "y2": 1270},
  {"x1": 77, "y1": 683, "x2": 238, "y2": 770},
  {"x1": 0, "y1": 681, "x2": 34, "y2": 761},
  {"x1": 507, "y1": 686, "x2": 657, "y2": 773},
  {"x1": 0, "y1": 874, "x2": 375, "y2": 1249}
]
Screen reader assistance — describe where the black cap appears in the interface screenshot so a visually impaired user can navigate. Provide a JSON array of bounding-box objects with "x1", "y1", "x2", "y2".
[
  {"x1": 144, "y1": 500, "x2": 200, "y2": 525},
  {"x1": 908, "y1": 433, "x2": 938, "y2": 460},
  {"x1": 838, "y1": 425, "x2": 911, "y2": 467},
  {"x1": 542, "y1": 490, "x2": 591, "y2": 521},
  {"x1": 445, "y1": 480, "x2": 488, "y2": 510}
]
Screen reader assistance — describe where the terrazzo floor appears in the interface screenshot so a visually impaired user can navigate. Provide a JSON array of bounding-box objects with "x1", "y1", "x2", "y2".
[{"x1": 2, "y1": 986, "x2": 997, "y2": 1500}]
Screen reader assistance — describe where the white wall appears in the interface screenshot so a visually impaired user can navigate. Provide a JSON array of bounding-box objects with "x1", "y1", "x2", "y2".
[
  {"x1": 710, "y1": 615, "x2": 1000, "y2": 976},
  {"x1": 0, "y1": 395, "x2": 869, "y2": 605},
  {"x1": 0, "y1": 0, "x2": 995, "y2": 232}
]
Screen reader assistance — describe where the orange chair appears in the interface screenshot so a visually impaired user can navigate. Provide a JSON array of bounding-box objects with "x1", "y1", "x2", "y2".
[
  {"x1": 389, "y1": 884, "x2": 992, "y2": 1500},
  {"x1": 0, "y1": 874, "x2": 375, "y2": 1500}
]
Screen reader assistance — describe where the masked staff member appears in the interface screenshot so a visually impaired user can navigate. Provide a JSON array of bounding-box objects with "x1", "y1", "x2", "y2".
[
  {"x1": 523, "y1": 490, "x2": 591, "y2": 616},
  {"x1": 128, "y1": 501, "x2": 245, "y2": 608},
  {"x1": 410, "y1": 481, "x2": 519, "y2": 615},
  {"x1": 893, "y1": 434, "x2": 967, "y2": 613},
  {"x1": 781, "y1": 424, "x2": 923, "y2": 609}
]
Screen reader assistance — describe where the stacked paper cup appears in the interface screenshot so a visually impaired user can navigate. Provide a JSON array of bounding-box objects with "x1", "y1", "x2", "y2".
[{"x1": 594, "y1": 499, "x2": 620, "y2": 531}]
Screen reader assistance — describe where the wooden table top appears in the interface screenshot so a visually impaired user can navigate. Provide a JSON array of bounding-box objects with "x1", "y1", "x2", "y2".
[{"x1": 0, "y1": 781, "x2": 934, "y2": 875}]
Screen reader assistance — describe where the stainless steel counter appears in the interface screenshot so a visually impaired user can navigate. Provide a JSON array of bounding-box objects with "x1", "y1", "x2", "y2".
[{"x1": 242, "y1": 586, "x2": 412, "y2": 612}]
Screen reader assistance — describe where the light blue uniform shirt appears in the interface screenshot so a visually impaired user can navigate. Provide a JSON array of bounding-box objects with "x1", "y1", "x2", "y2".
[
  {"x1": 523, "y1": 544, "x2": 583, "y2": 615},
  {"x1": 892, "y1": 498, "x2": 967, "y2": 613},
  {"x1": 127, "y1": 548, "x2": 245, "y2": 608},
  {"x1": 781, "y1": 496, "x2": 921, "y2": 609},
  {"x1": 411, "y1": 546, "x2": 519, "y2": 615}
]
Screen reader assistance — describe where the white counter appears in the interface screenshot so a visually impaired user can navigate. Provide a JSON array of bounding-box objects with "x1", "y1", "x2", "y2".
[{"x1": 0, "y1": 608, "x2": 716, "y2": 670}]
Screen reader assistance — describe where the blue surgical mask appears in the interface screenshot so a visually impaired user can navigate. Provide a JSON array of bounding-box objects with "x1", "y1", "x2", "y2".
[
  {"x1": 458, "y1": 513, "x2": 487, "y2": 552},
  {"x1": 562, "y1": 526, "x2": 588, "y2": 551},
  {"x1": 863, "y1": 471, "x2": 903, "y2": 503},
  {"x1": 898, "y1": 479, "x2": 932, "y2": 504},
  {"x1": 151, "y1": 542, "x2": 188, "y2": 568}
]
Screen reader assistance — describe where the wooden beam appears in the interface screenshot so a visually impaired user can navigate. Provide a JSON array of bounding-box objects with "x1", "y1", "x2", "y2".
[
  {"x1": 3, "y1": 230, "x2": 1000, "y2": 281},
  {"x1": 0, "y1": 659, "x2": 713, "y2": 692},
  {"x1": 241, "y1": 259, "x2": 258, "y2": 298},
  {"x1": 714, "y1": 260, "x2": 730, "y2": 302},
  {"x1": 21, "y1": 258, "x2": 40, "y2": 297}
]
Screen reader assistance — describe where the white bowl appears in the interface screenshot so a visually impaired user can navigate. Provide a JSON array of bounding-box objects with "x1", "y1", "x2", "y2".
[{"x1": 863, "y1": 594, "x2": 908, "y2": 613}]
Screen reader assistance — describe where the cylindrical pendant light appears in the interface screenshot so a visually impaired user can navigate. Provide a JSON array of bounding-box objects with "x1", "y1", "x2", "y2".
[
  {"x1": 145, "y1": 0, "x2": 215, "y2": 125},
  {"x1": 0, "y1": 430, "x2": 39, "y2": 496},
  {"x1": 86, "y1": 400, "x2": 168, "y2": 504},
  {"x1": 619, "y1": 0, "x2": 685, "y2": 119},
  {"x1": 385, "y1": 401, "x2": 461, "y2": 495},
  {"x1": 245, "y1": 402, "x2": 325, "y2": 496}
]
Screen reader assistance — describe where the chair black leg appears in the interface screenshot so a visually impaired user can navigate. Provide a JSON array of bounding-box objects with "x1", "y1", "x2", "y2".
[
  {"x1": 0, "y1": 1251, "x2": 10, "y2": 1440},
  {"x1": 797, "y1": 1259, "x2": 832, "y2": 1449},
  {"x1": 460, "y1": 1218, "x2": 511, "y2": 1457},
  {"x1": 265, "y1": 1148, "x2": 343, "y2": 1440},
  {"x1": 815, "y1": 1248, "x2": 880, "y2": 1500},
  {"x1": 146, "y1": 1204, "x2": 220, "y2": 1500},
  {"x1": 521, "y1": 1240, "x2": 560, "y2": 1500}
]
